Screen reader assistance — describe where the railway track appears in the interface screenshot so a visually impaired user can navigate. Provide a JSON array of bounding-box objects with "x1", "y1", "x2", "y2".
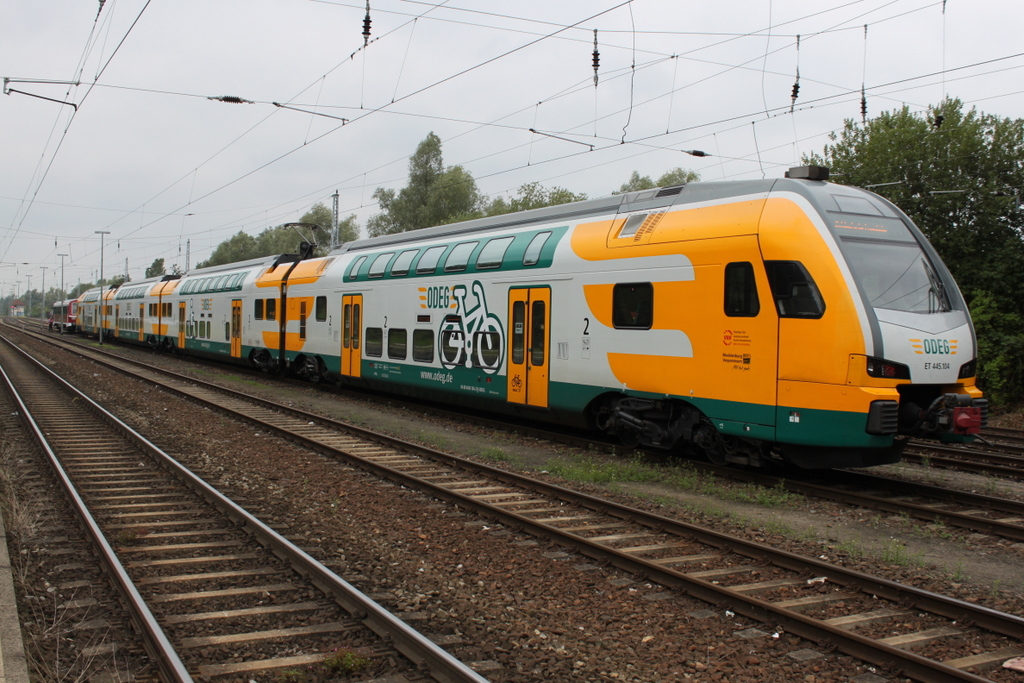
[
  {"x1": 0, "y1": 332, "x2": 489, "y2": 682},
  {"x1": 8, "y1": 325, "x2": 1024, "y2": 681}
]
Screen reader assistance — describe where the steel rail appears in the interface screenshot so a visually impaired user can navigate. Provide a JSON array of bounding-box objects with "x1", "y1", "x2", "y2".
[
  {"x1": 0, "y1": 339, "x2": 194, "y2": 683},
  {"x1": 687, "y1": 462, "x2": 1024, "y2": 542},
  {"x1": 0, "y1": 334, "x2": 490, "y2": 683},
  {"x1": 19, "y1": 331, "x2": 1022, "y2": 682}
]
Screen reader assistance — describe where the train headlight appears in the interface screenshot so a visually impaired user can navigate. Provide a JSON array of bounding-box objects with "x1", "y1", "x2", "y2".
[
  {"x1": 866, "y1": 357, "x2": 911, "y2": 380},
  {"x1": 957, "y1": 359, "x2": 977, "y2": 379}
]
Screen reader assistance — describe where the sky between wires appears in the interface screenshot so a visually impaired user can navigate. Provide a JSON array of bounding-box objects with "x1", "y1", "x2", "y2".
[{"x1": 1, "y1": 0, "x2": 1021, "y2": 290}]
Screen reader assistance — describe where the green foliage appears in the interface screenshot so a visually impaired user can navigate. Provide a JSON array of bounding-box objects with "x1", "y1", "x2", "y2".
[
  {"x1": 969, "y1": 291, "x2": 1024, "y2": 406},
  {"x1": 367, "y1": 132, "x2": 481, "y2": 236},
  {"x1": 197, "y1": 223, "x2": 328, "y2": 269},
  {"x1": 483, "y1": 182, "x2": 587, "y2": 217},
  {"x1": 319, "y1": 650, "x2": 371, "y2": 675},
  {"x1": 198, "y1": 230, "x2": 256, "y2": 268},
  {"x1": 805, "y1": 98, "x2": 1024, "y2": 405},
  {"x1": 108, "y1": 274, "x2": 130, "y2": 287},
  {"x1": 614, "y1": 167, "x2": 700, "y2": 194},
  {"x1": 145, "y1": 257, "x2": 165, "y2": 278},
  {"x1": 298, "y1": 203, "x2": 360, "y2": 245}
]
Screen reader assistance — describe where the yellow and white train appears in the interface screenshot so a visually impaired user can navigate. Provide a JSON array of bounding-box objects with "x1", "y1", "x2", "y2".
[{"x1": 76, "y1": 166, "x2": 986, "y2": 469}]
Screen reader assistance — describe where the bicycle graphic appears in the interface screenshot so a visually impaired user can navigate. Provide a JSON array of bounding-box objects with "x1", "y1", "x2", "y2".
[{"x1": 439, "y1": 281, "x2": 504, "y2": 374}]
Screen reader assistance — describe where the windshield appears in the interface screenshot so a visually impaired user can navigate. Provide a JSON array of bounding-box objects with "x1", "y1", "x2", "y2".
[{"x1": 831, "y1": 212, "x2": 951, "y2": 313}]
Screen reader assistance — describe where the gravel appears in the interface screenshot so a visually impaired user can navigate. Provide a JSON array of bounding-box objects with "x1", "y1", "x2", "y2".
[{"x1": 11, "y1": 333, "x2": 1024, "y2": 681}]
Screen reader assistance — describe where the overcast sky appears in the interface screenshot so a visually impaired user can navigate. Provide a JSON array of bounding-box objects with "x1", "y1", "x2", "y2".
[{"x1": 1, "y1": 0, "x2": 1021, "y2": 293}]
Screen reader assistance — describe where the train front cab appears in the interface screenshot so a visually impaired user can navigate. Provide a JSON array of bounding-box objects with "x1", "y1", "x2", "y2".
[{"x1": 762, "y1": 179, "x2": 985, "y2": 469}]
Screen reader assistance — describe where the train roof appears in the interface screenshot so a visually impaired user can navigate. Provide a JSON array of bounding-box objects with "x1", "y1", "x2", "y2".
[{"x1": 334, "y1": 169, "x2": 848, "y2": 253}]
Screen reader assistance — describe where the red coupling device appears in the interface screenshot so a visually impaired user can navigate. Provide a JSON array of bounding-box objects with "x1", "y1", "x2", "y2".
[{"x1": 952, "y1": 406, "x2": 982, "y2": 435}]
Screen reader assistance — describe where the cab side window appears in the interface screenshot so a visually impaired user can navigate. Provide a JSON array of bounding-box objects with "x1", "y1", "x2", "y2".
[{"x1": 764, "y1": 261, "x2": 826, "y2": 318}]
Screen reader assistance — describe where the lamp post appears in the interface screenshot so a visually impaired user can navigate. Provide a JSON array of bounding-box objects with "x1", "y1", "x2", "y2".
[
  {"x1": 40, "y1": 266, "x2": 47, "y2": 322},
  {"x1": 25, "y1": 275, "x2": 31, "y2": 319},
  {"x1": 57, "y1": 253, "x2": 68, "y2": 333},
  {"x1": 96, "y1": 231, "x2": 109, "y2": 343}
]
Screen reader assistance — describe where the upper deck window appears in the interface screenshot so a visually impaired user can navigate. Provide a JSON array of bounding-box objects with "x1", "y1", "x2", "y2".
[
  {"x1": 390, "y1": 249, "x2": 418, "y2": 276},
  {"x1": 444, "y1": 242, "x2": 478, "y2": 272},
  {"x1": 523, "y1": 232, "x2": 550, "y2": 266},
  {"x1": 416, "y1": 246, "x2": 447, "y2": 274},
  {"x1": 368, "y1": 252, "x2": 394, "y2": 278},
  {"x1": 476, "y1": 237, "x2": 514, "y2": 269}
]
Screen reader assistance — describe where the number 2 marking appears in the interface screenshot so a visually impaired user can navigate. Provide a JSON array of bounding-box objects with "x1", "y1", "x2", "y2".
[{"x1": 583, "y1": 317, "x2": 590, "y2": 335}]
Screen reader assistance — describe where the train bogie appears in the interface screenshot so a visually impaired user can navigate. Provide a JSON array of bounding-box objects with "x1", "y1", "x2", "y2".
[{"x1": 74, "y1": 167, "x2": 986, "y2": 469}]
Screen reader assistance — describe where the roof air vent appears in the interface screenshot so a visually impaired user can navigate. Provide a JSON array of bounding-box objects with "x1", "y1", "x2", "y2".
[{"x1": 655, "y1": 185, "x2": 685, "y2": 198}]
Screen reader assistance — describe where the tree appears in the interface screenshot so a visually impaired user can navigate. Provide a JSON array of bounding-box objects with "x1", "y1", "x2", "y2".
[
  {"x1": 614, "y1": 167, "x2": 700, "y2": 194},
  {"x1": 483, "y1": 182, "x2": 587, "y2": 217},
  {"x1": 299, "y1": 203, "x2": 359, "y2": 245},
  {"x1": 108, "y1": 274, "x2": 130, "y2": 288},
  {"x1": 804, "y1": 98, "x2": 1024, "y2": 405},
  {"x1": 367, "y1": 132, "x2": 481, "y2": 237},
  {"x1": 145, "y1": 258, "x2": 166, "y2": 278},
  {"x1": 198, "y1": 231, "x2": 257, "y2": 268}
]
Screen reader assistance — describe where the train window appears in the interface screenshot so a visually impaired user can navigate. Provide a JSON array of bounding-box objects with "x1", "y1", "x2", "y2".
[
  {"x1": 416, "y1": 246, "x2": 447, "y2": 274},
  {"x1": 764, "y1": 261, "x2": 826, "y2": 318},
  {"x1": 390, "y1": 249, "x2": 418, "y2": 277},
  {"x1": 315, "y1": 296, "x2": 327, "y2": 322},
  {"x1": 254, "y1": 299, "x2": 264, "y2": 320},
  {"x1": 476, "y1": 330, "x2": 502, "y2": 369},
  {"x1": 369, "y1": 252, "x2": 394, "y2": 278},
  {"x1": 444, "y1": 242, "x2": 478, "y2": 273},
  {"x1": 348, "y1": 255, "x2": 368, "y2": 280},
  {"x1": 388, "y1": 328, "x2": 408, "y2": 360},
  {"x1": 832, "y1": 194, "x2": 884, "y2": 216},
  {"x1": 266, "y1": 298, "x2": 277, "y2": 321},
  {"x1": 612, "y1": 283, "x2": 653, "y2": 329},
  {"x1": 530, "y1": 301, "x2": 546, "y2": 366},
  {"x1": 523, "y1": 232, "x2": 551, "y2": 266},
  {"x1": 724, "y1": 262, "x2": 760, "y2": 317},
  {"x1": 365, "y1": 328, "x2": 383, "y2": 357},
  {"x1": 413, "y1": 329, "x2": 434, "y2": 363},
  {"x1": 618, "y1": 213, "x2": 649, "y2": 239},
  {"x1": 476, "y1": 237, "x2": 514, "y2": 269},
  {"x1": 511, "y1": 301, "x2": 525, "y2": 364}
]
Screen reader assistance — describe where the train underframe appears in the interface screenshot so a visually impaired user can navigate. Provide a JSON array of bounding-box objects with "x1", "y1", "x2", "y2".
[{"x1": 592, "y1": 387, "x2": 986, "y2": 470}]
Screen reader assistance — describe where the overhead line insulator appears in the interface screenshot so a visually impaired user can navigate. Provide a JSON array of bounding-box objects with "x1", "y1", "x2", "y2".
[
  {"x1": 363, "y1": 1, "x2": 372, "y2": 47},
  {"x1": 592, "y1": 29, "x2": 600, "y2": 88}
]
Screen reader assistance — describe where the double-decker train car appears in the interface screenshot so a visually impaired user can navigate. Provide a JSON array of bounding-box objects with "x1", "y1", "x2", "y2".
[{"x1": 75, "y1": 166, "x2": 986, "y2": 469}]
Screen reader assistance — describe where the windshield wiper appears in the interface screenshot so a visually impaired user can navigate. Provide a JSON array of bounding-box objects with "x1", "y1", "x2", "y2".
[{"x1": 922, "y1": 257, "x2": 951, "y2": 313}]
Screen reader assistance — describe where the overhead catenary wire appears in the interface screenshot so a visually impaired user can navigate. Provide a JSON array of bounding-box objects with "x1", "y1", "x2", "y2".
[{"x1": 7, "y1": 0, "x2": 1017, "y2": 280}]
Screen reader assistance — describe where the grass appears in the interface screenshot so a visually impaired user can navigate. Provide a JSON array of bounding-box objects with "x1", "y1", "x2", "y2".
[
  {"x1": 880, "y1": 539, "x2": 925, "y2": 567},
  {"x1": 114, "y1": 527, "x2": 150, "y2": 545},
  {"x1": 276, "y1": 649, "x2": 372, "y2": 681},
  {"x1": 476, "y1": 446, "x2": 517, "y2": 463}
]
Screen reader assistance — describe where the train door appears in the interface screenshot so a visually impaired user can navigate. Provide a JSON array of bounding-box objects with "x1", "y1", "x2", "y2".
[
  {"x1": 114, "y1": 304, "x2": 120, "y2": 339},
  {"x1": 138, "y1": 303, "x2": 145, "y2": 342},
  {"x1": 507, "y1": 287, "x2": 550, "y2": 408},
  {"x1": 231, "y1": 300, "x2": 242, "y2": 358},
  {"x1": 178, "y1": 302, "x2": 186, "y2": 349},
  {"x1": 341, "y1": 294, "x2": 362, "y2": 378}
]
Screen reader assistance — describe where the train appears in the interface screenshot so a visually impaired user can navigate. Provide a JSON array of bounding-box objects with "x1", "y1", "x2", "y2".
[
  {"x1": 73, "y1": 166, "x2": 986, "y2": 469},
  {"x1": 50, "y1": 298, "x2": 78, "y2": 333}
]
